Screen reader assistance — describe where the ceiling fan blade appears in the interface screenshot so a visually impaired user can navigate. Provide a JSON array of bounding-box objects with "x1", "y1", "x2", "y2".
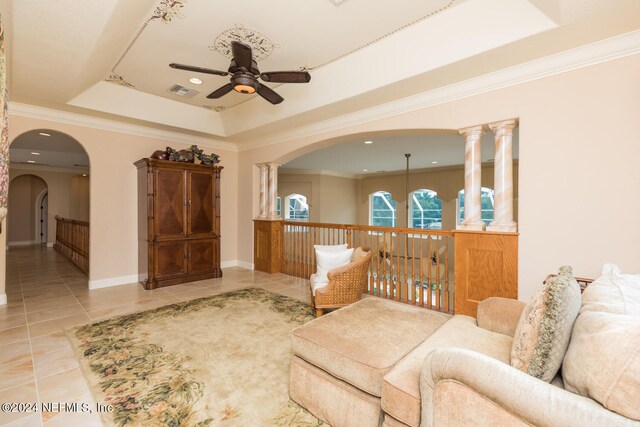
[
  {"x1": 169, "y1": 63, "x2": 228, "y2": 76},
  {"x1": 260, "y1": 71, "x2": 311, "y2": 83},
  {"x1": 206, "y1": 83, "x2": 234, "y2": 99},
  {"x1": 256, "y1": 84, "x2": 284, "y2": 105},
  {"x1": 231, "y1": 41, "x2": 253, "y2": 71}
]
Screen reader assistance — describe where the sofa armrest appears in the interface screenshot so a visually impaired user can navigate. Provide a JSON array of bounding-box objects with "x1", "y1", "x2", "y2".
[
  {"x1": 420, "y1": 347, "x2": 637, "y2": 427},
  {"x1": 476, "y1": 297, "x2": 525, "y2": 337}
]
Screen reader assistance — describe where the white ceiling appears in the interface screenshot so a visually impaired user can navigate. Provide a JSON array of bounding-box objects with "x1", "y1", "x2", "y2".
[
  {"x1": 2, "y1": 0, "x2": 640, "y2": 147},
  {"x1": 10, "y1": 130, "x2": 89, "y2": 171}
]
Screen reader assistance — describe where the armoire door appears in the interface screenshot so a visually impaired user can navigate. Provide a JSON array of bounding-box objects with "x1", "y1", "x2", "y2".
[
  {"x1": 187, "y1": 239, "x2": 216, "y2": 275},
  {"x1": 188, "y1": 171, "x2": 215, "y2": 238},
  {"x1": 154, "y1": 168, "x2": 186, "y2": 239},
  {"x1": 154, "y1": 241, "x2": 188, "y2": 279}
]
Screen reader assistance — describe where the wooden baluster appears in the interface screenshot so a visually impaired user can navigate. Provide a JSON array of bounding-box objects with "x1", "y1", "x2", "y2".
[
  {"x1": 411, "y1": 234, "x2": 416, "y2": 305},
  {"x1": 419, "y1": 234, "x2": 424, "y2": 307},
  {"x1": 444, "y1": 236, "x2": 450, "y2": 313},
  {"x1": 427, "y1": 235, "x2": 433, "y2": 309}
]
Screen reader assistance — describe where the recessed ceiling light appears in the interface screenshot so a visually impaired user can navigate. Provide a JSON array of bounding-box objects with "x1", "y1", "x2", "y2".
[
  {"x1": 431, "y1": 161, "x2": 438, "y2": 164},
  {"x1": 364, "y1": 140, "x2": 373, "y2": 145},
  {"x1": 27, "y1": 160, "x2": 36, "y2": 163},
  {"x1": 82, "y1": 174, "x2": 87, "y2": 177},
  {"x1": 362, "y1": 169, "x2": 368, "y2": 172},
  {"x1": 38, "y1": 132, "x2": 51, "y2": 137},
  {"x1": 31, "y1": 152, "x2": 41, "y2": 155},
  {"x1": 189, "y1": 77, "x2": 203, "y2": 85}
]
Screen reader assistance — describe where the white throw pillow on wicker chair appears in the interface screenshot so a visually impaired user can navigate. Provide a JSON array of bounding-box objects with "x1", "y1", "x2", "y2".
[{"x1": 314, "y1": 247, "x2": 354, "y2": 287}]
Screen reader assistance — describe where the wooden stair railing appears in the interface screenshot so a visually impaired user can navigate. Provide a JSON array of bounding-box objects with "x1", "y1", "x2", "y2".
[{"x1": 54, "y1": 216, "x2": 89, "y2": 274}]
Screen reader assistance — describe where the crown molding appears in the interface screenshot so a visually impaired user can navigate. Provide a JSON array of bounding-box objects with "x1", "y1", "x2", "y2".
[
  {"x1": 8, "y1": 102, "x2": 238, "y2": 152},
  {"x1": 279, "y1": 168, "x2": 359, "y2": 179},
  {"x1": 238, "y1": 29, "x2": 640, "y2": 151}
]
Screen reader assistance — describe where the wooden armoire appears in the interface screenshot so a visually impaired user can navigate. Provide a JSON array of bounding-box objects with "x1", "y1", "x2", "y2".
[{"x1": 135, "y1": 158, "x2": 222, "y2": 289}]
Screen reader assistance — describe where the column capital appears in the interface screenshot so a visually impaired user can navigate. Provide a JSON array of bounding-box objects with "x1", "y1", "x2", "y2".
[
  {"x1": 488, "y1": 118, "x2": 518, "y2": 133},
  {"x1": 458, "y1": 125, "x2": 484, "y2": 138},
  {"x1": 256, "y1": 163, "x2": 269, "y2": 170},
  {"x1": 266, "y1": 162, "x2": 281, "y2": 169}
]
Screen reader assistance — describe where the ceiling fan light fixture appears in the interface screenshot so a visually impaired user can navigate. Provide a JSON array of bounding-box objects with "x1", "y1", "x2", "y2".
[
  {"x1": 234, "y1": 84, "x2": 256, "y2": 94},
  {"x1": 232, "y1": 73, "x2": 257, "y2": 94}
]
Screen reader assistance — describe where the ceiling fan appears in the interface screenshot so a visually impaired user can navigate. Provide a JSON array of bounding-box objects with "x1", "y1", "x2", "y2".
[{"x1": 169, "y1": 41, "x2": 311, "y2": 105}]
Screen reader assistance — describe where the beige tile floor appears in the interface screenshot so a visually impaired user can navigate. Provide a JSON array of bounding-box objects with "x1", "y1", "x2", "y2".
[{"x1": 0, "y1": 245, "x2": 311, "y2": 426}]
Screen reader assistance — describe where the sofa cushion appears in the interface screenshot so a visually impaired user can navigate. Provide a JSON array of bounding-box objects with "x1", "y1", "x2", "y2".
[
  {"x1": 578, "y1": 263, "x2": 640, "y2": 315},
  {"x1": 510, "y1": 266, "x2": 581, "y2": 382},
  {"x1": 562, "y1": 264, "x2": 640, "y2": 421},
  {"x1": 382, "y1": 315, "x2": 512, "y2": 427},
  {"x1": 291, "y1": 297, "x2": 449, "y2": 397}
]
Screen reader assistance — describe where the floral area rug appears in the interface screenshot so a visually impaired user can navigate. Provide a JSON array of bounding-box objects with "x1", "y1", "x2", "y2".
[{"x1": 66, "y1": 287, "x2": 325, "y2": 426}]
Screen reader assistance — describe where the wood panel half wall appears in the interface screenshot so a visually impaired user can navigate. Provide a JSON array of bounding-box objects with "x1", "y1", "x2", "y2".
[
  {"x1": 454, "y1": 230, "x2": 518, "y2": 317},
  {"x1": 254, "y1": 219, "x2": 282, "y2": 274}
]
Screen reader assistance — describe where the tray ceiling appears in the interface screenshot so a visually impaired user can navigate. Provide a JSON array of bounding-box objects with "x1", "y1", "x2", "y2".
[{"x1": 4, "y1": 0, "x2": 640, "y2": 144}]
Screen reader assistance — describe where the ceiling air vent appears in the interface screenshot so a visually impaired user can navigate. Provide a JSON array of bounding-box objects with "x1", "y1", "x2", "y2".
[{"x1": 168, "y1": 84, "x2": 200, "y2": 98}]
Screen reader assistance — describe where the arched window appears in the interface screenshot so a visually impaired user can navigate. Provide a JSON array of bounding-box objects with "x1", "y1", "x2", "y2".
[
  {"x1": 284, "y1": 194, "x2": 309, "y2": 221},
  {"x1": 370, "y1": 191, "x2": 396, "y2": 227},
  {"x1": 409, "y1": 189, "x2": 442, "y2": 230},
  {"x1": 457, "y1": 187, "x2": 494, "y2": 226}
]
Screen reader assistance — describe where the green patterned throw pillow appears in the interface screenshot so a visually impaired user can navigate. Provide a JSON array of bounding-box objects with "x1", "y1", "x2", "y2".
[{"x1": 511, "y1": 266, "x2": 582, "y2": 382}]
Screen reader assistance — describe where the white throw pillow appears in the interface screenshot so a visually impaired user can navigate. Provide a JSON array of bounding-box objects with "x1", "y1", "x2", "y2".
[
  {"x1": 314, "y1": 243, "x2": 348, "y2": 252},
  {"x1": 315, "y1": 248, "x2": 354, "y2": 283}
]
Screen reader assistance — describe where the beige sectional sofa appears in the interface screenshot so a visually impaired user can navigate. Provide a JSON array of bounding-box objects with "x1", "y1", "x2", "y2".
[{"x1": 290, "y1": 265, "x2": 640, "y2": 426}]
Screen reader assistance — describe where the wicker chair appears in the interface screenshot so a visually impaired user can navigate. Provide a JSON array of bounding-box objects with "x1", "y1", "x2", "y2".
[{"x1": 312, "y1": 248, "x2": 373, "y2": 317}]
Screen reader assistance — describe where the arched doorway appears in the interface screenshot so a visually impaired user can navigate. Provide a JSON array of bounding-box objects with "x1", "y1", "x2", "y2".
[{"x1": 9, "y1": 129, "x2": 90, "y2": 272}]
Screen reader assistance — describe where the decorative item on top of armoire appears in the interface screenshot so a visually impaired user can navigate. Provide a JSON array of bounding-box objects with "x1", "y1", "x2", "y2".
[
  {"x1": 135, "y1": 158, "x2": 223, "y2": 290},
  {"x1": 150, "y1": 145, "x2": 220, "y2": 165},
  {"x1": 0, "y1": 17, "x2": 9, "y2": 233}
]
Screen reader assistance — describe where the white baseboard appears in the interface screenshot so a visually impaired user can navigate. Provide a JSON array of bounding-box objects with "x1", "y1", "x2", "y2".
[
  {"x1": 47, "y1": 242, "x2": 54, "y2": 248},
  {"x1": 89, "y1": 274, "x2": 139, "y2": 290},
  {"x1": 8, "y1": 240, "x2": 38, "y2": 247},
  {"x1": 237, "y1": 261, "x2": 254, "y2": 270},
  {"x1": 0, "y1": 293, "x2": 6, "y2": 305},
  {"x1": 221, "y1": 260, "x2": 254, "y2": 270}
]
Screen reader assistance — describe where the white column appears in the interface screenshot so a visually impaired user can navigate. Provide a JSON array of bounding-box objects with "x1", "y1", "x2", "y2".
[
  {"x1": 458, "y1": 125, "x2": 485, "y2": 230},
  {"x1": 257, "y1": 163, "x2": 268, "y2": 219},
  {"x1": 267, "y1": 162, "x2": 281, "y2": 220},
  {"x1": 488, "y1": 119, "x2": 517, "y2": 232}
]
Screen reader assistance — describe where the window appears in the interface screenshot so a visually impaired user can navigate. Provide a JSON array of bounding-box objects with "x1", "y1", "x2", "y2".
[
  {"x1": 458, "y1": 187, "x2": 494, "y2": 226},
  {"x1": 370, "y1": 191, "x2": 396, "y2": 227},
  {"x1": 409, "y1": 189, "x2": 442, "y2": 230},
  {"x1": 276, "y1": 196, "x2": 281, "y2": 217},
  {"x1": 284, "y1": 194, "x2": 309, "y2": 222}
]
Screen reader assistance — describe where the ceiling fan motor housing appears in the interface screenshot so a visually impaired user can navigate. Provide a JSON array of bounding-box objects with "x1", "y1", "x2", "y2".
[{"x1": 232, "y1": 74, "x2": 258, "y2": 94}]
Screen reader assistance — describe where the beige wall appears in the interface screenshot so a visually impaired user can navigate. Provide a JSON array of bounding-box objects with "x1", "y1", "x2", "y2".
[
  {"x1": 8, "y1": 174, "x2": 47, "y2": 244},
  {"x1": 278, "y1": 172, "x2": 358, "y2": 224},
  {"x1": 4, "y1": 117, "x2": 238, "y2": 290},
  {"x1": 238, "y1": 54, "x2": 640, "y2": 302}
]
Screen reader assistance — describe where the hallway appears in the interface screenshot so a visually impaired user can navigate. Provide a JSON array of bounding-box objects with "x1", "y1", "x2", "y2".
[{"x1": 0, "y1": 246, "x2": 310, "y2": 426}]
